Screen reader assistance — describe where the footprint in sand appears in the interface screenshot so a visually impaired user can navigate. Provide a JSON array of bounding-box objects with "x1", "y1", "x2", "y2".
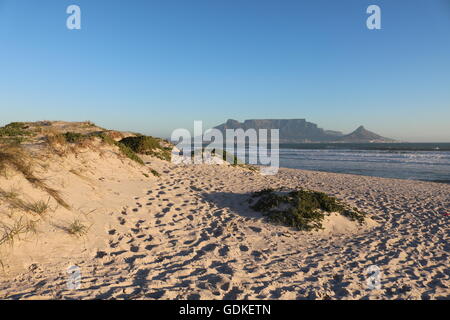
[
  {"x1": 95, "y1": 251, "x2": 108, "y2": 259},
  {"x1": 109, "y1": 240, "x2": 119, "y2": 249},
  {"x1": 219, "y1": 245, "x2": 230, "y2": 257},
  {"x1": 240, "y1": 245, "x2": 249, "y2": 252}
]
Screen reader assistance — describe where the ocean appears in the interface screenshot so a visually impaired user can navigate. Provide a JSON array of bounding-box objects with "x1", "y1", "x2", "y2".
[
  {"x1": 225, "y1": 143, "x2": 450, "y2": 184},
  {"x1": 277, "y1": 143, "x2": 450, "y2": 184}
]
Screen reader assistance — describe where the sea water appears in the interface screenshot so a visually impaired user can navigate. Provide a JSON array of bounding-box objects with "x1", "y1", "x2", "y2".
[{"x1": 232, "y1": 143, "x2": 450, "y2": 183}]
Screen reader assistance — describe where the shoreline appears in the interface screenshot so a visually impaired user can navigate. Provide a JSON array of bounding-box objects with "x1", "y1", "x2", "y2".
[{"x1": 274, "y1": 165, "x2": 450, "y2": 185}]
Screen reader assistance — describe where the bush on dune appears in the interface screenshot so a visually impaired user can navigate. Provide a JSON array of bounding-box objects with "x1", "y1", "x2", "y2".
[
  {"x1": 120, "y1": 136, "x2": 171, "y2": 161},
  {"x1": 0, "y1": 122, "x2": 32, "y2": 137},
  {"x1": 250, "y1": 188, "x2": 366, "y2": 231},
  {"x1": 0, "y1": 122, "x2": 34, "y2": 145}
]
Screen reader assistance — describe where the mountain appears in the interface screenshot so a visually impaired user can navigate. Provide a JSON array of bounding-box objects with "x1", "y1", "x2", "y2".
[
  {"x1": 214, "y1": 119, "x2": 339, "y2": 143},
  {"x1": 336, "y1": 125, "x2": 394, "y2": 143},
  {"x1": 213, "y1": 119, "x2": 393, "y2": 143}
]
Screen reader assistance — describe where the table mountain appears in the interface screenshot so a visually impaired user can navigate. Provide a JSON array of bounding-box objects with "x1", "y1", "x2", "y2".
[{"x1": 213, "y1": 119, "x2": 393, "y2": 143}]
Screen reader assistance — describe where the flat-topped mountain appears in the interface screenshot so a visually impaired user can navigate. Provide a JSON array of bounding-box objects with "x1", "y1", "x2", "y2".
[{"x1": 214, "y1": 119, "x2": 393, "y2": 143}]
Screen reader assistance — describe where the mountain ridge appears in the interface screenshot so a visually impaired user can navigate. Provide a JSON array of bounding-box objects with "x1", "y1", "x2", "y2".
[{"x1": 214, "y1": 119, "x2": 394, "y2": 143}]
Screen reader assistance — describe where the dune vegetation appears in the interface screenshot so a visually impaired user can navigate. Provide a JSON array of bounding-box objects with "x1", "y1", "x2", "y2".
[{"x1": 250, "y1": 188, "x2": 366, "y2": 231}]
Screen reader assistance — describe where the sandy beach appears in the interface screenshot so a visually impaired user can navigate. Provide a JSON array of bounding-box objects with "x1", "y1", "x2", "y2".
[{"x1": 0, "y1": 127, "x2": 448, "y2": 299}]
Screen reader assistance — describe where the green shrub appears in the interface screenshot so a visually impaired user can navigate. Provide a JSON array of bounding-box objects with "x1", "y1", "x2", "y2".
[
  {"x1": 89, "y1": 132, "x2": 115, "y2": 145},
  {"x1": 150, "y1": 169, "x2": 160, "y2": 177},
  {"x1": 120, "y1": 136, "x2": 171, "y2": 161},
  {"x1": 0, "y1": 123, "x2": 33, "y2": 142},
  {"x1": 0, "y1": 122, "x2": 28, "y2": 135},
  {"x1": 250, "y1": 188, "x2": 365, "y2": 231},
  {"x1": 120, "y1": 136, "x2": 160, "y2": 153},
  {"x1": 116, "y1": 142, "x2": 144, "y2": 165},
  {"x1": 63, "y1": 132, "x2": 85, "y2": 143},
  {"x1": 88, "y1": 132, "x2": 144, "y2": 165}
]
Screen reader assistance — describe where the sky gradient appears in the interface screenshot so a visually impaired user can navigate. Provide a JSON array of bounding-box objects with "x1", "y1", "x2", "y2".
[{"x1": 1, "y1": 0, "x2": 449, "y2": 141}]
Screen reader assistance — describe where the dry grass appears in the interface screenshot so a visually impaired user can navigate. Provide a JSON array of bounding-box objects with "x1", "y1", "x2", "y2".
[
  {"x1": 45, "y1": 131, "x2": 95, "y2": 156},
  {"x1": 67, "y1": 219, "x2": 89, "y2": 237},
  {"x1": 0, "y1": 189, "x2": 19, "y2": 200},
  {"x1": 0, "y1": 190, "x2": 51, "y2": 215},
  {"x1": 0, "y1": 146, "x2": 69, "y2": 209},
  {"x1": 0, "y1": 189, "x2": 25, "y2": 210},
  {"x1": 0, "y1": 217, "x2": 37, "y2": 247},
  {"x1": 26, "y1": 199, "x2": 50, "y2": 215},
  {"x1": 69, "y1": 169, "x2": 93, "y2": 183},
  {"x1": 45, "y1": 133, "x2": 69, "y2": 156},
  {"x1": 46, "y1": 133, "x2": 66, "y2": 146}
]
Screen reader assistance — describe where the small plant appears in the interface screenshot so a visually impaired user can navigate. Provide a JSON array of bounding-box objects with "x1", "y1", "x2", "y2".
[
  {"x1": 26, "y1": 199, "x2": 50, "y2": 215},
  {"x1": 0, "y1": 189, "x2": 53, "y2": 215},
  {"x1": 0, "y1": 217, "x2": 37, "y2": 247},
  {"x1": 46, "y1": 133, "x2": 67, "y2": 149},
  {"x1": 150, "y1": 169, "x2": 160, "y2": 177},
  {"x1": 67, "y1": 219, "x2": 89, "y2": 236},
  {"x1": 250, "y1": 188, "x2": 366, "y2": 231},
  {"x1": 0, "y1": 188, "x2": 25, "y2": 210},
  {"x1": 62, "y1": 132, "x2": 85, "y2": 143},
  {"x1": 0, "y1": 189, "x2": 19, "y2": 200}
]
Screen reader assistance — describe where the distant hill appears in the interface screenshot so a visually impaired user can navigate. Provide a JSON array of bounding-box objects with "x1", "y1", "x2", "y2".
[
  {"x1": 336, "y1": 125, "x2": 394, "y2": 143},
  {"x1": 213, "y1": 119, "x2": 393, "y2": 143}
]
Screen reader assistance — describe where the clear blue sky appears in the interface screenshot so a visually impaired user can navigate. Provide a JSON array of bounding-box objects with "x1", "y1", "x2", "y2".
[{"x1": 1, "y1": 0, "x2": 449, "y2": 141}]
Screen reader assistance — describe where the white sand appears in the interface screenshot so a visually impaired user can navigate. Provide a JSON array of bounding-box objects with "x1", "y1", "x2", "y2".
[{"x1": 0, "y1": 147, "x2": 448, "y2": 299}]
